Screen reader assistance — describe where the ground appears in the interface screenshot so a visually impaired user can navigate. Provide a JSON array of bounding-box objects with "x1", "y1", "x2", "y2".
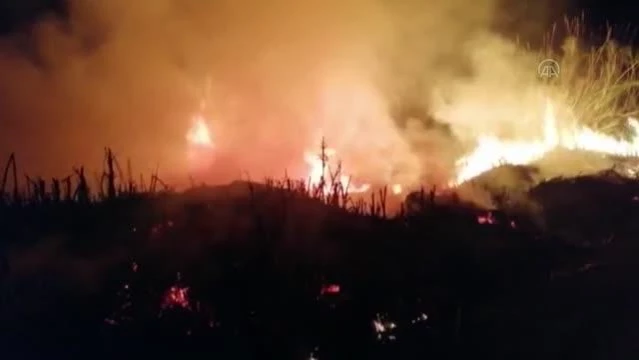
[{"x1": 0, "y1": 172, "x2": 638, "y2": 359}]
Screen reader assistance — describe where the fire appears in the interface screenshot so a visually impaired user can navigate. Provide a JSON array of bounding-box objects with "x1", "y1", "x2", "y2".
[
  {"x1": 186, "y1": 115, "x2": 214, "y2": 148},
  {"x1": 186, "y1": 115, "x2": 216, "y2": 172},
  {"x1": 453, "y1": 99, "x2": 639, "y2": 185},
  {"x1": 161, "y1": 285, "x2": 191, "y2": 310},
  {"x1": 184, "y1": 114, "x2": 377, "y2": 194},
  {"x1": 320, "y1": 284, "x2": 341, "y2": 295},
  {"x1": 302, "y1": 147, "x2": 405, "y2": 195},
  {"x1": 184, "y1": 97, "x2": 639, "y2": 195},
  {"x1": 304, "y1": 148, "x2": 371, "y2": 194}
]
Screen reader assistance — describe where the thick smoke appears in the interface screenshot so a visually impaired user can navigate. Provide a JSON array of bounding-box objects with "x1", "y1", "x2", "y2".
[{"x1": 0, "y1": 0, "x2": 562, "y2": 187}]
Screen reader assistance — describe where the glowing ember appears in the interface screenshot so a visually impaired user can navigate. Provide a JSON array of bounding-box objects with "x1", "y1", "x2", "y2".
[
  {"x1": 372, "y1": 313, "x2": 398, "y2": 341},
  {"x1": 477, "y1": 212, "x2": 497, "y2": 225},
  {"x1": 320, "y1": 284, "x2": 341, "y2": 295},
  {"x1": 453, "y1": 99, "x2": 639, "y2": 185},
  {"x1": 411, "y1": 313, "x2": 429, "y2": 324},
  {"x1": 161, "y1": 286, "x2": 191, "y2": 310}
]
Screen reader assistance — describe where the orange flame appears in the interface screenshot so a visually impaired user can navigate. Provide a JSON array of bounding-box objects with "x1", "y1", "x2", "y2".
[
  {"x1": 183, "y1": 98, "x2": 639, "y2": 195},
  {"x1": 452, "y1": 99, "x2": 639, "y2": 185},
  {"x1": 304, "y1": 148, "x2": 371, "y2": 194},
  {"x1": 186, "y1": 115, "x2": 214, "y2": 148}
]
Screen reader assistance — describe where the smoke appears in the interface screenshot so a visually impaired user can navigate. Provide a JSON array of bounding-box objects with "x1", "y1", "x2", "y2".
[{"x1": 0, "y1": 0, "x2": 564, "y2": 186}]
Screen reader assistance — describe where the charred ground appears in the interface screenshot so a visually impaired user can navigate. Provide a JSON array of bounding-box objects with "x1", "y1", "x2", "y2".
[{"x1": 1, "y1": 150, "x2": 639, "y2": 359}]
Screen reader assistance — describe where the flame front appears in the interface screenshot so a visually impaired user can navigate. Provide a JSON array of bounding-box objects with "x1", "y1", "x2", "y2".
[
  {"x1": 453, "y1": 99, "x2": 639, "y2": 186},
  {"x1": 184, "y1": 98, "x2": 639, "y2": 193}
]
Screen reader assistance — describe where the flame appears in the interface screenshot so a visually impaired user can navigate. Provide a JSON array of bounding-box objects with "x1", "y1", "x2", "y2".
[
  {"x1": 304, "y1": 148, "x2": 371, "y2": 194},
  {"x1": 453, "y1": 98, "x2": 639, "y2": 185},
  {"x1": 186, "y1": 115, "x2": 214, "y2": 148},
  {"x1": 186, "y1": 115, "x2": 216, "y2": 172},
  {"x1": 184, "y1": 97, "x2": 639, "y2": 195},
  {"x1": 302, "y1": 147, "x2": 406, "y2": 195}
]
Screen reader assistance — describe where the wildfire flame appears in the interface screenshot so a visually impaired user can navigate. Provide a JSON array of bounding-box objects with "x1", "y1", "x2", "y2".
[
  {"x1": 453, "y1": 99, "x2": 639, "y2": 185},
  {"x1": 186, "y1": 115, "x2": 214, "y2": 148},
  {"x1": 303, "y1": 147, "x2": 404, "y2": 195},
  {"x1": 186, "y1": 115, "x2": 217, "y2": 172},
  {"x1": 304, "y1": 148, "x2": 371, "y2": 194},
  {"x1": 185, "y1": 98, "x2": 639, "y2": 195}
]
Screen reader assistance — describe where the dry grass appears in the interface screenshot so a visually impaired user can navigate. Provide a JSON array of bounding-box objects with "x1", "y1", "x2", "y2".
[{"x1": 542, "y1": 15, "x2": 639, "y2": 138}]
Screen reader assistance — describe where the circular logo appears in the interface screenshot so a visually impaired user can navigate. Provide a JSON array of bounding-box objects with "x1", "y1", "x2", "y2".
[{"x1": 538, "y1": 59, "x2": 560, "y2": 79}]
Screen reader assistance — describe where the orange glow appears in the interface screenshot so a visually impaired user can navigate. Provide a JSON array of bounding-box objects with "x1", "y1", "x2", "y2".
[
  {"x1": 186, "y1": 115, "x2": 214, "y2": 148},
  {"x1": 303, "y1": 147, "x2": 371, "y2": 194},
  {"x1": 184, "y1": 97, "x2": 639, "y2": 195},
  {"x1": 452, "y1": 99, "x2": 639, "y2": 186},
  {"x1": 320, "y1": 284, "x2": 341, "y2": 295},
  {"x1": 161, "y1": 286, "x2": 191, "y2": 310}
]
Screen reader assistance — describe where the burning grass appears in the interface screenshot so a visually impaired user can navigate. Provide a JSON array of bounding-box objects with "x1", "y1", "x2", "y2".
[
  {"x1": 544, "y1": 16, "x2": 639, "y2": 135},
  {"x1": 447, "y1": 18, "x2": 639, "y2": 187},
  {"x1": 4, "y1": 15, "x2": 639, "y2": 359}
]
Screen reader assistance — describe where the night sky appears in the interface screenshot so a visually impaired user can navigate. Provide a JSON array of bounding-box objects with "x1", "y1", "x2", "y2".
[{"x1": 0, "y1": 0, "x2": 636, "y2": 36}]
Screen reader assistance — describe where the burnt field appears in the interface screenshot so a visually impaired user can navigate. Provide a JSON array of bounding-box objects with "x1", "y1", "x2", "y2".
[{"x1": 1, "y1": 160, "x2": 639, "y2": 360}]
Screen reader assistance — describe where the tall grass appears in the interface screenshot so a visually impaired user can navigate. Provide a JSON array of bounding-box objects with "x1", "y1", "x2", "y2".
[
  {"x1": 543, "y1": 15, "x2": 639, "y2": 138},
  {"x1": 0, "y1": 148, "x2": 170, "y2": 207}
]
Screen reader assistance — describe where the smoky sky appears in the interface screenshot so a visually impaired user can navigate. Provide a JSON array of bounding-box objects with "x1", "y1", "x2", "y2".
[{"x1": 0, "y1": 0, "x2": 575, "y2": 184}]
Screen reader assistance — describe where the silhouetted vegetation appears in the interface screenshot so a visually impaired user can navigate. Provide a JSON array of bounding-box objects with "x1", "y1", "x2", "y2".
[{"x1": 1, "y1": 145, "x2": 638, "y2": 359}]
